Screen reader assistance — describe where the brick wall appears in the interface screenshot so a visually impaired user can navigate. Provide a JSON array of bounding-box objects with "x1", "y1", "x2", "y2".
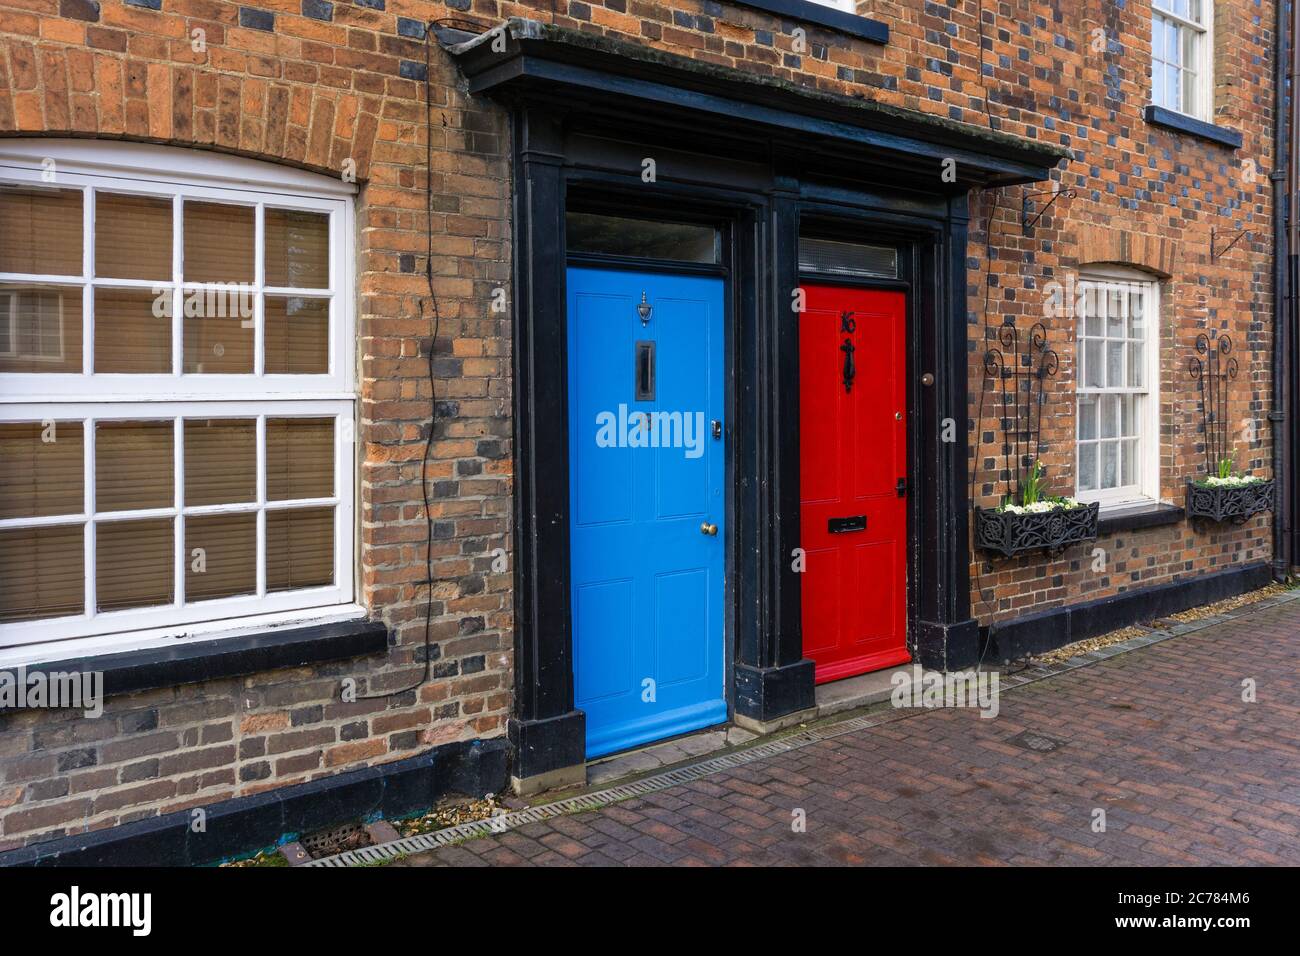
[
  {"x1": 0, "y1": 0, "x2": 1277, "y2": 848},
  {"x1": 0, "y1": 0, "x2": 516, "y2": 851}
]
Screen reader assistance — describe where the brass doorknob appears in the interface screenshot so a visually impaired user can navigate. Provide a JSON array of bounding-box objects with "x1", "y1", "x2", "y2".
[{"x1": 700, "y1": 522, "x2": 718, "y2": 536}]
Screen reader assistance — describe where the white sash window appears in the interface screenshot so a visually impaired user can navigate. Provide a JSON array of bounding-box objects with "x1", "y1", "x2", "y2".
[
  {"x1": 1151, "y1": 0, "x2": 1213, "y2": 120},
  {"x1": 1075, "y1": 270, "x2": 1161, "y2": 509},
  {"x1": 0, "y1": 141, "x2": 357, "y2": 654}
]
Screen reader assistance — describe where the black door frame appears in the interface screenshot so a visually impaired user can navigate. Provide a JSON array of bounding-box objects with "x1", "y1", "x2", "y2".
[
  {"x1": 564, "y1": 192, "x2": 744, "y2": 743},
  {"x1": 506, "y1": 105, "x2": 987, "y2": 787},
  {"x1": 443, "y1": 21, "x2": 1063, "y2": 789}
]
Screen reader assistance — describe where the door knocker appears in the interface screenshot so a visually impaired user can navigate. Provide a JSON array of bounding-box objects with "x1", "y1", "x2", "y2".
[
  {"x1": 637, "y1": 291, "x2": 653, "y2": 326},
  {"x1": 840, "y1": 310, "x2": 856, "y2": 393}
]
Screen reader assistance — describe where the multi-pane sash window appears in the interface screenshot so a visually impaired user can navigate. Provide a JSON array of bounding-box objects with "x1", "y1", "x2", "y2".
[
  {"x1": 1151, "y1": 0, "x2": 1211, "y2": 120},
  {"x1": 0, "y1": 142, "x2": 355, "y2": 650},
  {"x1": 1075, "y1": 271, "x2": 1160, "y2": 508}
]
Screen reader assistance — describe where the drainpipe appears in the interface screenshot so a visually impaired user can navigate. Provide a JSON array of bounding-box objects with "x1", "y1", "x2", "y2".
[{"x1": 1272, "y1": 0, "x2": 1294, "y2": 578}]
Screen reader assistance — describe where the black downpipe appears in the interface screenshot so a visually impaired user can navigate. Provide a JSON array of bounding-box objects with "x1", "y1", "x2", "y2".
[{"x1": 1273, "y1": 0, "x2": 1294, "y2": 577}]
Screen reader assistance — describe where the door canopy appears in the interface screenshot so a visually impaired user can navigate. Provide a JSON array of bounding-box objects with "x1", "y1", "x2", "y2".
[{"x1": 438, "y1": 17, "x2": 1067, "y2": 190}]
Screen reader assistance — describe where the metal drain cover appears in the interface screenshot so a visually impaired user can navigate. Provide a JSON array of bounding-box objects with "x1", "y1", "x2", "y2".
[
  {"x1": 300, "y1": 822, "x2": 372, "y2": 859},
  {"x1": 1008, "y1": 730, "x2": 1066, "y2": 753}
]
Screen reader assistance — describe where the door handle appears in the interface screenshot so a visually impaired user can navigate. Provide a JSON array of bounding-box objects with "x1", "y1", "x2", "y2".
[{"x1": 700, "y1": 522, "x2": 718, "y2": 536}]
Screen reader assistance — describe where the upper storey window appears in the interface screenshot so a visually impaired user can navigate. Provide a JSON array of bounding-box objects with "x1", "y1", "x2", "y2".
[{"x1": 1151, "y1": 0, "x2": 1212, "y2": 120}]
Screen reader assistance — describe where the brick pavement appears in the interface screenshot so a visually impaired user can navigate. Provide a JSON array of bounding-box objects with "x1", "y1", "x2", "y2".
[{"x1": 396, "y1": 599, "x2": 1300, "y2": 866}]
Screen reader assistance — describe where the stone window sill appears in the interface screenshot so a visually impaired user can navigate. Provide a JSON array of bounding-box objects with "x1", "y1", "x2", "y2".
[
  {"x1": 733, "y1": 0, "x2": 889, "y2": 45},
  {"x1": 1143, "y1": 105, "x2": 1242, "y2": 150},
  {"x1": 1097, "y1": 501, "x2": 1186, "y2": 535},
  {"x1": 0, "y1": 618, "x2": 389, "y2": 710}
]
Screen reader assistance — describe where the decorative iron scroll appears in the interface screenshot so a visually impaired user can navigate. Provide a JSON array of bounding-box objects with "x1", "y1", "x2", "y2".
[
  {"x1": 1186, "y1": 479, "x2": 1274, "y2": 525},
  {"x1": 1188, "y1": 331, "x2": 1238, "y2": 477},
  {"x1": 982, "y1": 321, "x2": 1059, "y2": 505},
  {"x1": 974, "y1": 501, "x2": 1100, "y2": 558}
]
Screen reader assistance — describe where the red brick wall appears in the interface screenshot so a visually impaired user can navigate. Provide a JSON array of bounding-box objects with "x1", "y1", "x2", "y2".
[
  {"x1": 0, "y1": 0, "x2": 1277, "y2": 847},
  {"x1": 0, "y1": 0, "x2": 516, "y2": 850}
]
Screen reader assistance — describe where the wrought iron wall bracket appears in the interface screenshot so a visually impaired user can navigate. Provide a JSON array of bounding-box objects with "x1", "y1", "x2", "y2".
[
  {"x1": 1189, "y1": 331, "x2": 1238, "y2": 476},
  {"x1": 1210, "y1": 227, "x2": 1250, "y2": 262},
  {"x1": 1020, "y1": 188, "x2": 1077, "y2": 232},
  {"x1": 982, "y1": 321, "x2": 1059, "y2": 506}
]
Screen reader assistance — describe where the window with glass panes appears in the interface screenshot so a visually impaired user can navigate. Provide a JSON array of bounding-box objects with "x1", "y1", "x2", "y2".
[
  {"x1": 1075, "y1": 273, "x2": 1160, "y2": 506},
  {"x1": 1151, "y1": 0, "x2": 1211, "y2": 120},
  {"x1": 0, "y1": 145, "x2": 355, "y2": 649}
]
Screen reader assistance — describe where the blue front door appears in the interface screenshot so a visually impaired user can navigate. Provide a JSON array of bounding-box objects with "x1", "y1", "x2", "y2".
[{"x1": 566, "y1": 266, "x2": 727, "y2": 758}]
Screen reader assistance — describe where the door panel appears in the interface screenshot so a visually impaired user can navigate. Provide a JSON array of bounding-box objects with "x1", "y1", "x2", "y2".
[
  {"x1": 567, "y1": 267, "x2": 727, "y2": 758},
  {"x1": 799, "y1": 284, "x2": 909, "y2": 683}
]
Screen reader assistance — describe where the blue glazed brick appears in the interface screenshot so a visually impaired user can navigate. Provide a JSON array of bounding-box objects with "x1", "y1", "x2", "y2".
[
  {"x1": 397, "y1": 17, "x2": 427, "y2": 39},
  {"x1": 124, "y1": 0, "x2": 162, "y2": 9},
  {"x1": 238, "y1": 7, "x2": 275, "y2": 31},
  {"x1": 58, "y1": 0, "x2": 100, "y2": 20},
  {"x1": 399, "y1": 60, "x2": 427, "y2": 82},
  {"x1": 354, "y1": 0, "x2": 384, "y2": 9},
  {"x1": 301, "y1": 0, "x2": 332, "y2": 21}
]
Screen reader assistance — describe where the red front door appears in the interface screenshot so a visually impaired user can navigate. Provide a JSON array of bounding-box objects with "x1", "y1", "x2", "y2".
[{"x1": 798, "y1": 284, "x2": 909, "y2": 684}]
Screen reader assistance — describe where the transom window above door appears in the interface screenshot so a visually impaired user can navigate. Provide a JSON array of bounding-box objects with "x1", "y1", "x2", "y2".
[
  {"x1": 1074, "y1": 270, "x2": 1161, "y2": 509},
  {"x1": 565, "y1": 212, "x2": 721, "y2": 264},
  {"x1": 0, "y1": 141, "x2": 356, "y2": 653}
]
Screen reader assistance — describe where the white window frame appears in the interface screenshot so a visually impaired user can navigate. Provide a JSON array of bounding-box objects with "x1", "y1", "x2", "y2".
[
  {"x1": 1074, "y1": 267, "x2": 1162, "y2": 511},
  {"x1": 0, "y1": 140, "x2": 359, "y2": 655},
  {"x1": 807, "y1": 0, "x2": 858, "y2": 12},
  {"x1": 1151, "y1": 0, "x2": 1214, "y2": 121}
]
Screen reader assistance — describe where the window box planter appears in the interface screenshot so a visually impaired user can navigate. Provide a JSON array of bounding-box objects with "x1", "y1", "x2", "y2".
[
  {"x1": 1185, "y1": 478, "x2": 1274, "y2": 525},
  {"x1": 974, "y1": 501, "x2": 1100, "y2": 558}
]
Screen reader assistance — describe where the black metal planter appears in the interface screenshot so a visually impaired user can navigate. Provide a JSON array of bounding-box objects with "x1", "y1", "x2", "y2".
[
  {"x1": 1185, "y1": 478, "x2": 1274, "y2": 525},
  {"x1": 974, "y1": 502, "x2": 1100, "y2": 558}
]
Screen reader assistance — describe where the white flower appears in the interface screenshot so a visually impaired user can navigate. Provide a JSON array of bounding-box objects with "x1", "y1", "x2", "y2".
[
  {"x1": 999, "y1": 497, "x2": 1083, "y2": 515},
  {"x1": 1200, "y1": 474, "x2": 1267, "y2": 488}
]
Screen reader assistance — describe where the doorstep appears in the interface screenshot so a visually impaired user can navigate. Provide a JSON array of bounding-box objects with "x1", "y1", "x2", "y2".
[
  {"x1": 814, "y1": 665, "x2": 916, "y2": 717},
  {"x1": 586, "y1": 725, "x2": 759, "y2": 787},
  {"x1": 583, "y1": 664, "x2": 916, "y2": 788}
]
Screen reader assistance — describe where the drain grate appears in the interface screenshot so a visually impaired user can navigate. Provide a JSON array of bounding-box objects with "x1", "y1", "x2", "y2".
[
  {"x1": 1007, "y1": 729, "x2": 1067, "y2": 753},
  {"x1": 299, "y1": 822, "x2": 373, "y2": 859}
]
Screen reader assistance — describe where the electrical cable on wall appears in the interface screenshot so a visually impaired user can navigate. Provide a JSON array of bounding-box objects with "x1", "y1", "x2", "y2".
[{"x1": 360, "y1": 22, "x2": 444, "y2": 699}]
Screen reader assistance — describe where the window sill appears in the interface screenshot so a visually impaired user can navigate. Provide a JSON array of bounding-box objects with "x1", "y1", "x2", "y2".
[
  {"x1": 1143, "y1": 105, "x2": 1242, "y2": 149},
  {"x1": 732, "y1": 0, "x2": 889, "y2": 45},
  {"x1": 0, "y1": 617, "x2": 389, "y2": 710},
  {"x1": 1096, "y1": 501, "x2": 1185, "y2": 535}
]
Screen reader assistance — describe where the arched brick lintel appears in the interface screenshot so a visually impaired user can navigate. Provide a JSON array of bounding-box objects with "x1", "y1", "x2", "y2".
[
  {"x1": 0, "y1": 45, "x2": 380, "y2": 182},
  {"x1": 1075, "y1": 222, "x2": 1179, "y2": 279}
]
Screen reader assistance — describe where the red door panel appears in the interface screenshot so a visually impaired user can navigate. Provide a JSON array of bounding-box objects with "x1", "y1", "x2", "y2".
[{"x1": 799, "y1": 284, "x2": 908, "y2": 684}]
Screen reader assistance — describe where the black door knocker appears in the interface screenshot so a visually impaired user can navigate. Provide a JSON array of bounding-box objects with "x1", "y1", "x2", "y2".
[{"x1": 840, "y1": 310, "x2": 857, "y2": 393}]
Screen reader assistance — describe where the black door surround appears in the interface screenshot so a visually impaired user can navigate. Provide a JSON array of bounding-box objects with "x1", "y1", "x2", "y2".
[{"x1": 441, "y1": 19, "x2": 1065, "y2": 790}]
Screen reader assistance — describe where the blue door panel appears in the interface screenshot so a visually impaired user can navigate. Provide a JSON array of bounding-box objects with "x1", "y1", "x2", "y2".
[
  {"x1": 567, "y1": 266, "x2": 726, "y2": 759},
  {"x1": 570, "y1": 291, "x2": 635, "y2": 527},
  {"x1": 572, "y1": 578, "x2": 634, "y2": 703},
  {"x1": 655, "y1": 568, "x2": 709, "y2": 686}
]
